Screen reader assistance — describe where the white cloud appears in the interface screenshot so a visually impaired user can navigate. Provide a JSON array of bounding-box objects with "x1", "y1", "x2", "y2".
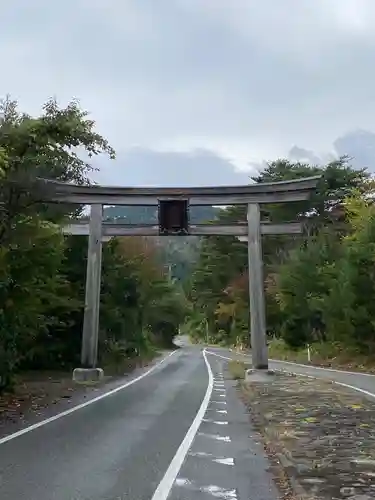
[{"x1": 1, "y1": 0, "x2": 375, "y2": 183}]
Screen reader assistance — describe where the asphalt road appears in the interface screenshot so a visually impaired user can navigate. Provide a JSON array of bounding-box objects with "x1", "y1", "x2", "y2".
[
  {"x1": 207, "y1": 346, "x2": 375, "y2": 397},
  {"x1": 0, "y1": 345, "x2": 278, "y2": 500}
]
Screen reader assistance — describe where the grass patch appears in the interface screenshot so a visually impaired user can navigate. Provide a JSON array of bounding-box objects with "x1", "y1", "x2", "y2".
[
  {"x1": 268, "y1": 338, "x2": 311, "y2": 364},
  {"x1": 228, "y1": 360, "x2": 247, "y2": 380}
]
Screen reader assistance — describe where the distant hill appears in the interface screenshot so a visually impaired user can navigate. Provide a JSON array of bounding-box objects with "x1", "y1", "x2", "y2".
[
  {"x1": 102, "y1": 205, "x2": 221, "y2": 281},
  {"x1": 103, "y1": 205, "x2": 220, "y2": 225}
]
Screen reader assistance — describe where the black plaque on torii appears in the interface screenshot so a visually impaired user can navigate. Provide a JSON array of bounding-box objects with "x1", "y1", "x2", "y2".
[{"x1": 158, "y1": 199, "x2": 189, "y2": 236}]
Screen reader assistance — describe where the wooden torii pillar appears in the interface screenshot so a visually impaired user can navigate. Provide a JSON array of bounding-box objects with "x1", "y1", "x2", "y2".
[{"x1": 37, "y1": 176, "x2": 320, "y2": 380}]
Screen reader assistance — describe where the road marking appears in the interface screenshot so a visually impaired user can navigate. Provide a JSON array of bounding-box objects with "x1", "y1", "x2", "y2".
[
  {"x1": 276, "y1": 368, "x2": 375, "y2": 400},
  {"x1": 219, "y1": 394, "x2": 226, "y2": 397},
  {"x1": 223, "y1": 348, "x2": 375, "y2": 378},
  {"x1": 215, "y1": 457, "x2": 234, "y2": 466},
  {"x1": 175, "y1": 478, "x2": 237, "y2": 498},
  {"x1": 207, "y1": 407, "x2": 227, "y2": 414},
  {"x1": 203, "y1": 419, "x2": 228, "y2": 425},
  {"x1": 188, "y1": 451, "x2": 213, "y2": 457},
  {"x1": 0, "y1": 350, "x2": 177, "y2": 446},
  {"x1": 198, "y1": 432, "x2": 231, "y2": 442},
  {"x1": 175, "y1": 478, "x2": 191, "y2": 485},
  {"x1": 212, "y1": 400, "x2": 227, "y2": 405},
  {"x1": 206, "y1": 350, "x2": 375, "y2": 399},
  {"x1": 333, "y1": 381, "x2": 375, "y2": 399},
  {"x1": 188, "y1": 451, "x2": 234, "y2": 466},
  {"x1": 214, "y1": 388, "x2": 226, "y2": 392},
  {"x1": 151, "y1": 349, "x2": 214, "y2": 500},
  {"x1": 206, "y1": 351, "x2": 232, "y2": 361},
  {"x1": 269, "y1": 359, "x2": 375, "y2": 377}
]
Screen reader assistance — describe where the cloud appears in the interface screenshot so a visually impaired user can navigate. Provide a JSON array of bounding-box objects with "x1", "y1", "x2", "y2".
[
  {"x1": 1, "y1": 0, "x2": 375, "y2": 182},
  {"x1": 92, "y1": 148, "x2": 252, "y2": 187},
  {"x1": 334, "y1": 130, "x2": 375, "y2": 171}
]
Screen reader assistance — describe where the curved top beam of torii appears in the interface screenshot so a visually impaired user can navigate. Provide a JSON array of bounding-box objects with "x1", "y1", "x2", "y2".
[{"x1": 35, "y1": 175, "x2": 321, "y2": 206}]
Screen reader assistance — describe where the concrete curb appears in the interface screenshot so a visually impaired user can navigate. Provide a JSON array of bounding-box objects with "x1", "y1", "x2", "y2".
[{"x1": 72, "y1": 367, "x2": 104, "y2": 383}]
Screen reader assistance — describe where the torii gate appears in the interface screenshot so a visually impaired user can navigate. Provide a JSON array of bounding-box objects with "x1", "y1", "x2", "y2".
[{"x1": 37, "y1": 176, "x2": 320, "y2": 381}]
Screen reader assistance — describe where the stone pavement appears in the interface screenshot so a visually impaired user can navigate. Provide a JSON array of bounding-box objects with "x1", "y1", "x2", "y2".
[{"x1": 240, "y1": 372, "x2": 375, "y2": 500}]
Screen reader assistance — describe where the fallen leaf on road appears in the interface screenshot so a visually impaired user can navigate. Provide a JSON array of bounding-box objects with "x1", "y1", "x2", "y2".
[{"x1": 303, "y1": 416, "x2": 317, "y2": 423}]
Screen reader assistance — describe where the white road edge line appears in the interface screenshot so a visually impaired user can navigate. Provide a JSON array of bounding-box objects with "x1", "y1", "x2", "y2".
[
  {"x1": 277, "y1": 368, "x2": 375, "y2": 400},
  {"x1": 227, "y1": 347, "x2": 375, "y2": 377},
  {"x1": 206, "y1": 350, "x2": 375, "y2": 399},
  {"x1": 206, "y1": 351, "x2": 232, "y2": 361},
  {"x1": 270, "y1": 359, "x2": 375, "y2": 377},
  {"x1": 151, "y1": 348, "x2": 214, "y2": 500},
  {"x1": 0, "y1": 350, "x2": 177, "y2": 446}
]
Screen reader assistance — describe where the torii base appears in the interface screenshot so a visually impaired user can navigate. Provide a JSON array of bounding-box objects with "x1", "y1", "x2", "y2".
[
  {"x1": 72, "y1": 367, "x2": 104, "y2": 384},
  {"x1": 245, "y1": 368, "x2": 276, "y2": 383}
]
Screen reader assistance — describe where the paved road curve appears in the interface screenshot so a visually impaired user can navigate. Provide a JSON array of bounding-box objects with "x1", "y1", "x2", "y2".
[
  {"x1": 207, "y1": 347, "x2": 375, "y2": 397},
  {"x1": 0, "y1": 345, "x2": 278, "y2": 500}
]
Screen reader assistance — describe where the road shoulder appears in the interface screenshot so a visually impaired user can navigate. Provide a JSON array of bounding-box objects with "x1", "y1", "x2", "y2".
[{"x1": 240, "y1": 371, "x2": 375, "y2": 500}]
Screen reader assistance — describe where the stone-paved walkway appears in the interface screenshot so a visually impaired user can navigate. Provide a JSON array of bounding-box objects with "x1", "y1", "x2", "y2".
[{"x1": 240, "y1": 373, "x2": 375, "y2": 500}]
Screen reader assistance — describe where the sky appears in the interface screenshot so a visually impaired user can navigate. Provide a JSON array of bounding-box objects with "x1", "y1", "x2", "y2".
[{"x1": 2, "y1": 1, "x2": 375, "y2": 185}]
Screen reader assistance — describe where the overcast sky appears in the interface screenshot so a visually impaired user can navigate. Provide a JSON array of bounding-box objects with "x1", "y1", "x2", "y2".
[{"x1": 2, "y1": 1, "x2": 375, "y2": 185}]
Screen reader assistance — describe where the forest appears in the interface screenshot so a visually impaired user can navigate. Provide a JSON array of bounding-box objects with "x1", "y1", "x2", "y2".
[
  {"x1": 186, "y1": 156, "x2": 375, "y2": 368},
  {"x1": 103, "y1": 204, "x2": 219, "y2": 281},
  {"x1": 0, "y1": 98, "x2": 189, "y2": 393}
]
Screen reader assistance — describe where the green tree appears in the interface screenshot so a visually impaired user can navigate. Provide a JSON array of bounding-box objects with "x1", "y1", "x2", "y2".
[
  {"x1": 0, "y1": 97, "x2": 115, "y2": 390},
  {"x1": 275, "y1": 230, "x2": 340, "y2": 348},
  {"x1": 321, "y1": 194, "x2": 375, "y2": 353},
  {"x1": 0, "y1": 218, "x2": 70, "y2": 388}
]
